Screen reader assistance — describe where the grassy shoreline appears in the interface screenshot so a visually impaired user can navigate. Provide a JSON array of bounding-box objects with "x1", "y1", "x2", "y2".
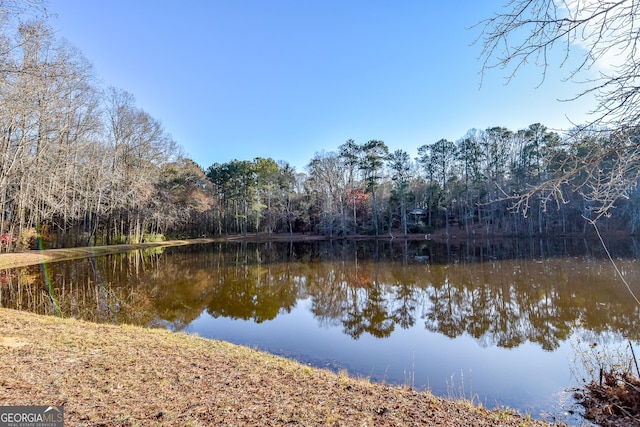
[
  {"x1": 0, "y1": 238, "x2": 222, "y2": 269},
  {"x1": 0, "y1": 229, "x2": 498, "y2": 269},
  {"x1": 0, "y1": 309, "x2": 565, "y2": 426},
  {"x1": 0, "y1": 239, "x2": 568, "y2": 426}
]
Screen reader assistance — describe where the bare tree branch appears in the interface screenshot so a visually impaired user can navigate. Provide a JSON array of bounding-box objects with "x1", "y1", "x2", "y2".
[{"x1": 477, "y1": 0, "x2": 640, "y2": 217}]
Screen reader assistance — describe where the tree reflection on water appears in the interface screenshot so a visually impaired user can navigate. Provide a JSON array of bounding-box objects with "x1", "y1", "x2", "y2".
[{"x1": 3, "y1": 238, "x2": 640, "y2": 350}]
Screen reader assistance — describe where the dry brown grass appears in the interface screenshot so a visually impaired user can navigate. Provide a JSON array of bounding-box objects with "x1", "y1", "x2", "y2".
[
  {"x1": 575, "y1": 371, "x2": 640, "y2": 427},
  {"x1": 0, "y1": 308, "x2": 567, "y2": 427}
]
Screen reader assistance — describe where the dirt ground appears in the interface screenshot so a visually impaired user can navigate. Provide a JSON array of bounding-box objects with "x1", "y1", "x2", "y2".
[{"x1": 0, "y1": 308, "x2": 566, "y2": 426}]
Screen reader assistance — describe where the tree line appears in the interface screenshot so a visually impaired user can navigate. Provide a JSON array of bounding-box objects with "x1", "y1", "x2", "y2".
[
  {"x1": 1, "y1": 4, "x2": 638, "y2": 252},
  {"x1": 207, "y1": 126, "x2": 640, "y2": 239}
]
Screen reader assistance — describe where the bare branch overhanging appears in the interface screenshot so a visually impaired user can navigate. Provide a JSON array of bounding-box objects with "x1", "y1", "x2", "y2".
[{"x1": 477, "y1": 0, "x2": 640, "y2": 215}]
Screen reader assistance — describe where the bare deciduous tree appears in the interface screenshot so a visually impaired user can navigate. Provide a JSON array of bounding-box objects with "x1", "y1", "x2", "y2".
[{"x1": 477, "y1": 0, "x2": 640, "y2": 219}]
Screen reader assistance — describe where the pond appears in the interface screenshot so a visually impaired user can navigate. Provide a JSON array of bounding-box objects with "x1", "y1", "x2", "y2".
[{"x1": 2, "y1": 237, "x2": 640, "y2": 425}]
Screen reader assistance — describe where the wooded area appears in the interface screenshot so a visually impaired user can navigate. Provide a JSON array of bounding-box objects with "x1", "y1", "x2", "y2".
[
  {"x1": 0, "y1": 3, "x2": 638, "y2": 252},
  {"x1": 206, "y1": 126, "x2": 639, "y2": 240}
]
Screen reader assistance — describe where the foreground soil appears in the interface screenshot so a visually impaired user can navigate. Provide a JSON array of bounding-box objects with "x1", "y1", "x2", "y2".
[{"x1": 0, "y1": 309, "x2": 566, "y2": 427}]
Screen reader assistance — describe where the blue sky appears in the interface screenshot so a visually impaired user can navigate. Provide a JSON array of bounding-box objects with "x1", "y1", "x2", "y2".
[{"x1": 45, "y1": 1, "x2": 598, "y2": 171}]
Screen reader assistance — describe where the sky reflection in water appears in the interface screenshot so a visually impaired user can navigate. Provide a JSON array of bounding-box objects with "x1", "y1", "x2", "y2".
[
  {"x1": 4, "y1": 238, "x2": 640, "y2": 424},
  {"x1": 188, "y1": 294, "x2": 580, "y2": 420}
]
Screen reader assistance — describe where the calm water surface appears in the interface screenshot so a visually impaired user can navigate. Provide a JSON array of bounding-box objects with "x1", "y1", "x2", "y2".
[{"x1": 2, "y1": 238, "x2": 640, "y2": 424}]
